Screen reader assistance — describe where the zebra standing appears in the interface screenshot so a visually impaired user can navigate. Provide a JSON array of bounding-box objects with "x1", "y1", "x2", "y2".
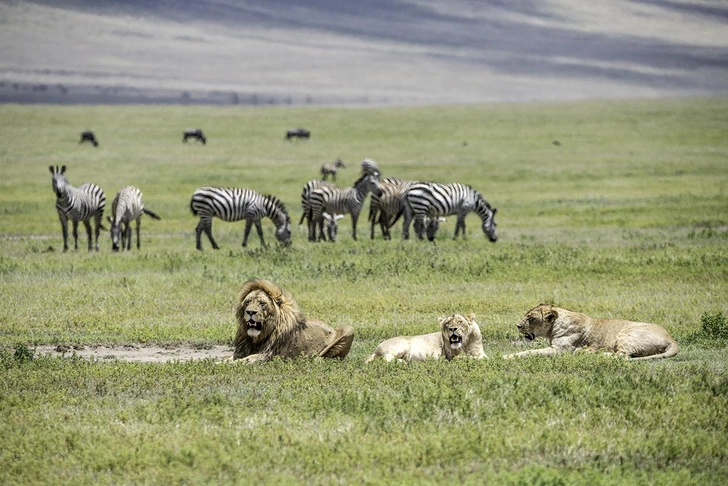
[
  {"x1": 107, "y1": 186, "x2": 161, "y2": 252},
  {"x1": 298, "y1": 179, "x2": 335, "y2": 230},
  {"x1": 403, "y1": 182, "x2": 498, "y2": 242},
  {"x1": 308, "y1": 171, "x2": 381, "y2": 242},
  {"x1": 49, "y1": 165, "x2": 106, "y2": 252},
  {"x1": 190, "y1": 187, "x2": 292, "y2": 250},
  {"x1": 368, "y1": 177, "x2": 417, "y2": 240},
  {"x1": 320, "y1": 158, "x2": 345, "y2": 181}
]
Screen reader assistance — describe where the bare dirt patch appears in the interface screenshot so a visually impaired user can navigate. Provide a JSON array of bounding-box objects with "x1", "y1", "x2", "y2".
[{"x1": 34, "y1": 344, "x2": 232, "y2": 363}]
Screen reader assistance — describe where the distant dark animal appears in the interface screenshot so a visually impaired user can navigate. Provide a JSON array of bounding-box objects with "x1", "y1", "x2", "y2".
[
  {"x1": 106, "y1": 186, "x2": 161, "y2": 252},
  {"x1": 320, "y1": 158, "x2": 346, "y2": 181},
  {"x1": 190, "y1": 187, "x2": 291, "y2": 250},
  {"x1": 183, "y1": 128, "x2": 207, "y2": 144},
  {"x1": 285, "y1": 128, "x2": 310, "y2": 140},
  {"x1": 552, "y1": 140, "x2": 561, "y2": 147},
  {"x1": 79, "y1": 130, "x2": 98, "y2": 147},
  {"x1": 49, "y1": 165, "x2": 106, "y2": 252}
]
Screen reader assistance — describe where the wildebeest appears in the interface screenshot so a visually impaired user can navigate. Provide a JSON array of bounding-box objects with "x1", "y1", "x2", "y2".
[
  {"x1": 285, "y1": 128, "x2": 310, "y2": 140},
  {"x1": 79, "y1": 130, "x2": 99, "y2": 147},
  {"x1": 183, "y1": 128, "x2": 207, "y2": 145}
]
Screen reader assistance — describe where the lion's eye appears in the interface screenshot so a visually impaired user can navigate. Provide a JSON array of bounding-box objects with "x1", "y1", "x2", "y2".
[{"x1": 260, "y1": 302, "x2": 267, "y2": 309}]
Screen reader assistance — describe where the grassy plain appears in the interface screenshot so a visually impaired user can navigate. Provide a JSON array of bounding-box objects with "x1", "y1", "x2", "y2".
[{"x1": 1, "y1": 98, "x2": 727, "y2": 484}]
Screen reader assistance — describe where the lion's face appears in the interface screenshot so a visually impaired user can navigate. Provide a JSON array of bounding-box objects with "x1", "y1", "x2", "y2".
[
  {"x1": 440, "y1": 314, "x2": 473, "y2": 351},
  {"x1": 239, "y1": 289, "x2": 277, "y2": 341},
  {"x1": 516, "y1": 305, "x2": 557, "y2": 342}
]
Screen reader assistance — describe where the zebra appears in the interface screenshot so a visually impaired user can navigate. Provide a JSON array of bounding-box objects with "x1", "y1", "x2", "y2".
[
  {"x1": 403, "y1": 182, "x2": 498, "y2": 242},
  {"x1": 298, "y1": 179, "x2": 335, "y2": 232},
  {"x1": 79, "y1": 130, "x2": 99, "y2": 147},
  {"x1": 49, "y1": 165, "x2": 106, "y2": 252},
  {"x1": 183, "y1": 128, "x2": 206, "y2": 144},
  {"x1": 190, "y1": 187, "x2": 292, "y2": 250},
  {"x1": 320, "y1": 158, "x2": 346, "y2": 181},
  {"x1": 308, "y1": 171, "x2": 381, "y2": 242},
  {"x1": 368, "y1": 177, "x2": 416, "y2": 240},
  {"x1": 106, "y1": 186, "x2": 161, "y2": 252}
]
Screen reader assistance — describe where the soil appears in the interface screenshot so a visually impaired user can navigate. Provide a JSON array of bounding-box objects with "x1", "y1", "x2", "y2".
[{"x1": 33, "y1": 344, "x2": 232, "y2": 363}]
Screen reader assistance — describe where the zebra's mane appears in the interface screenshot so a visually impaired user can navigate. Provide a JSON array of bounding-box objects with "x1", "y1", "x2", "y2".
[{"x1": 263, "y1": 194, "x2": 290, "y2": 220}]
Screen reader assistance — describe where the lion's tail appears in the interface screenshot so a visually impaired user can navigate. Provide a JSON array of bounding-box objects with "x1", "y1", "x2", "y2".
[{"x1": 631, "y1": 340, "x2": 679, "y2": 361}]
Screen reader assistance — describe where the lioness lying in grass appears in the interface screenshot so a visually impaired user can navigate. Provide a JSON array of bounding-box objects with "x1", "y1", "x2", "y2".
[{"x1": 505, "y1": 304, "x2": 679, "y2": 360}]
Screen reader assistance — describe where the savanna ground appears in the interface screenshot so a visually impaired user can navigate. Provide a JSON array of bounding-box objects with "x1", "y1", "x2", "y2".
[{"x1": 1, "y1": 98, "x2": 727, "y2": 484}]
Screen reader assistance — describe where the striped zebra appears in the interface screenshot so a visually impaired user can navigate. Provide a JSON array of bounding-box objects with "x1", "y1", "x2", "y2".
[
  {"x1": 368, "y1": 177, "x2": 416, "y2": 240},
  {"x1": 49, "y1": 165, "x2": 106, "y2": 252},
  {"x1": 404, "y1": 182, "x2": 498, "y2": 242},
  {"x1": 298, "y1": 179, "x2": 335, "y2": 230},
  {"x1": 190, "y1": 187, "x2": 292, "y2": 250},
  {"x1": 106, "y1": 186, "x2": 161, "y2": 252},
  {"x1": 308, "y1": 171, "x2": 381, "y2": 242},
  {"x1": 320, "y1": 158, "x2": 345, "y2": 181}
]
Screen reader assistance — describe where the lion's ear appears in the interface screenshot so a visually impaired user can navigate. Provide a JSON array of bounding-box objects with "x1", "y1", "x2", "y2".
[
  {"x1": 438, "y1": 315, "x2": 447, "y2": 324},
  {"x1": 466, "y1": 313, "x2": 476, "y2": 322},
  {"x1": 545, "y1": 309, "x2": 558, "y2": 323}
]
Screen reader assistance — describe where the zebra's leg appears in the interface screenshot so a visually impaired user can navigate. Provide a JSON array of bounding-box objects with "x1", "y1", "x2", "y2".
[
  {"x1": 125, "y1": 223, "x2": 133, "y2": 251},
  {"x1": 57, "y1": 212, "x2": 69, "y2": 252},
  {"x1": 402, "y1": 207, "x2": 413, "y2": 240},
  {"x1": 71, "y1": 219, "x2": 80, "y2": 250},
  {"x1": 82, "y1": 220, "x2": 93, "y2": 251},
  {"x1": 454, "y1": 215, "x2": 466, "y2": 239},
  {"x1": 135, "y1": 217, "x2": 141, "y2": 250},
  {"x1": 242, "y1": 220, "x2": 254, "y2": 247},
  {"x1": 414, "y1": 215, "x2": 426, "y2": 240},
  {"x1": 253, "y1": 220, "x2": 266, "y2": 247},
  {"x1": 93, "y1": 215, "x2": 101, "y2": 252},
  {"x1": 351, "y1": 212, "x2": 359, "y2": 241}
]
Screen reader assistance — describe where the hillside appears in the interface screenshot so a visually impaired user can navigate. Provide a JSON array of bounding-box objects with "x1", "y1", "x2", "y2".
[{"x1": 1, "y1": 0, "x2": 727, "y2": 105}]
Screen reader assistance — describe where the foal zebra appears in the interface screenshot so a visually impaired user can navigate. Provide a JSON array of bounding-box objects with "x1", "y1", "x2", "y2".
[
  {"x1": 190, "y1": 187, "x2": 292, "y2": 250},
  {"x1": 298, "y1": 179, "x2": 335, "y2": 230},
  {"x1": 49, "y1": 165, "x2": 106, "y2": 252},
  {"x1": 320, "y1": 158, "x2": 345, "y2": 181},
  {"x1": 107, "y1": 186, "x2": 161, "y2": 252},
  {"x1": 308, "y1": 171, "x2": 381, "y2": 242},
  {"x1": 404, "y1": 182, "x2": 498, "y2": 242}
]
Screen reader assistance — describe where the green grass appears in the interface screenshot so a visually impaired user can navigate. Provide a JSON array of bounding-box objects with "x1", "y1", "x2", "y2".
[{"x1": 1, "y1": 98, "x2": 727, "y2": 484}]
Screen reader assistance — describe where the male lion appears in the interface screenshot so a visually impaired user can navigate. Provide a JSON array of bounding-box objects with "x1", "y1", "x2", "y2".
[
  {"x1": 232, "y1": 278, "x2": 354, "y2": 364},
  {"x1": 505, "y1": 304, "x2": 679, "y2": 360},
  {"x1": 365, "y1": 313, "x2": 487, "y2": 362}
]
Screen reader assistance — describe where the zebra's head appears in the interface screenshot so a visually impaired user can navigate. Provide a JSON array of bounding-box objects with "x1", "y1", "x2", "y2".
[
  {"x1": 476, "y1": 197, "x2": 498, "y2": 242},
  {"x1": 275, "y1": 219, "x2": 292, "y2": 246},
  {"x1": 425, "y1": 216, "x2": 446, "y2": 242},
  {"x1": 106, "y1": 216, "x2": 122, "y2": 251},
  {"x1": 49, "y1": 165, "x2": 68, "y2": 198}
]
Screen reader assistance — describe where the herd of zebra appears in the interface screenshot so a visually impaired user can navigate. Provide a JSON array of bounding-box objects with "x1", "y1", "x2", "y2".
[{"x1": 49, "y1": 158, "x2": 498, "y2": 252}]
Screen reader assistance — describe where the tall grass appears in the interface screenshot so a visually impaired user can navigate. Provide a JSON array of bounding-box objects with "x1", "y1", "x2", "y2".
[{"x1": 1, "y1": 98, "x2": 727, "y2": 484}]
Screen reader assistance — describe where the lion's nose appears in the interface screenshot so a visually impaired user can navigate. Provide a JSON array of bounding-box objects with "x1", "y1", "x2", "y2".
[{"x1": 246, "y1": 310, "x2": 257, "y2": 317}]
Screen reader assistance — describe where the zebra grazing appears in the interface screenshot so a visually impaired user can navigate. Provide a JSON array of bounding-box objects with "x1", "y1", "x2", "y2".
[
  {"x1": 49, "y1": 165, "x2": 106, "y2": 252},
  {"x1": 79, "y1": 130, "x2": 98, "y2": 147},
  {"x1": 308, "y1": 171, "x2": 381, "y2": 242},
  {"x1": 285, "y1": 127, "x2": 310, "y2": 140},
  {"x1": 106, "y1": 186, "x2": 161, "y2": 252},
  {"x1": 368, "y1": 177, "x2": 417, "y2": 240},
  {"x1": 190, "y1": 187, "x2": 292, "y2": 250},
  {"x1": 320, "y1": 158, "x2": 345, "y2": 181},
  {"x1": 404, "y1": 182, "x2": 498, "y2": 242},
  {"x1": 183, "y1": 128, "x2": 206, "y2": 145}
]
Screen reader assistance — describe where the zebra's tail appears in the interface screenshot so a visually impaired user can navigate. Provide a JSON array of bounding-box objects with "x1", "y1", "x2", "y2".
[
  {"x1": 143, "y1": 208, "x2": 162, "y2": 220},
  {"x1": 190, "y1": 199, "x2": 198, "y2": 216}
]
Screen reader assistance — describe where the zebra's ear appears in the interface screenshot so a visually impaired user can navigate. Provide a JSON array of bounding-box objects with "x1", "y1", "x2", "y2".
[
  {"x1": 49, "y1": 165, "x2": 55, "y2": 174},
  {"x1": 492, "y1": 207, "x2": 498, "y2": 215},
  {"x1": 60, "y1": 165, "x2": 66, "y2": 174}
]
